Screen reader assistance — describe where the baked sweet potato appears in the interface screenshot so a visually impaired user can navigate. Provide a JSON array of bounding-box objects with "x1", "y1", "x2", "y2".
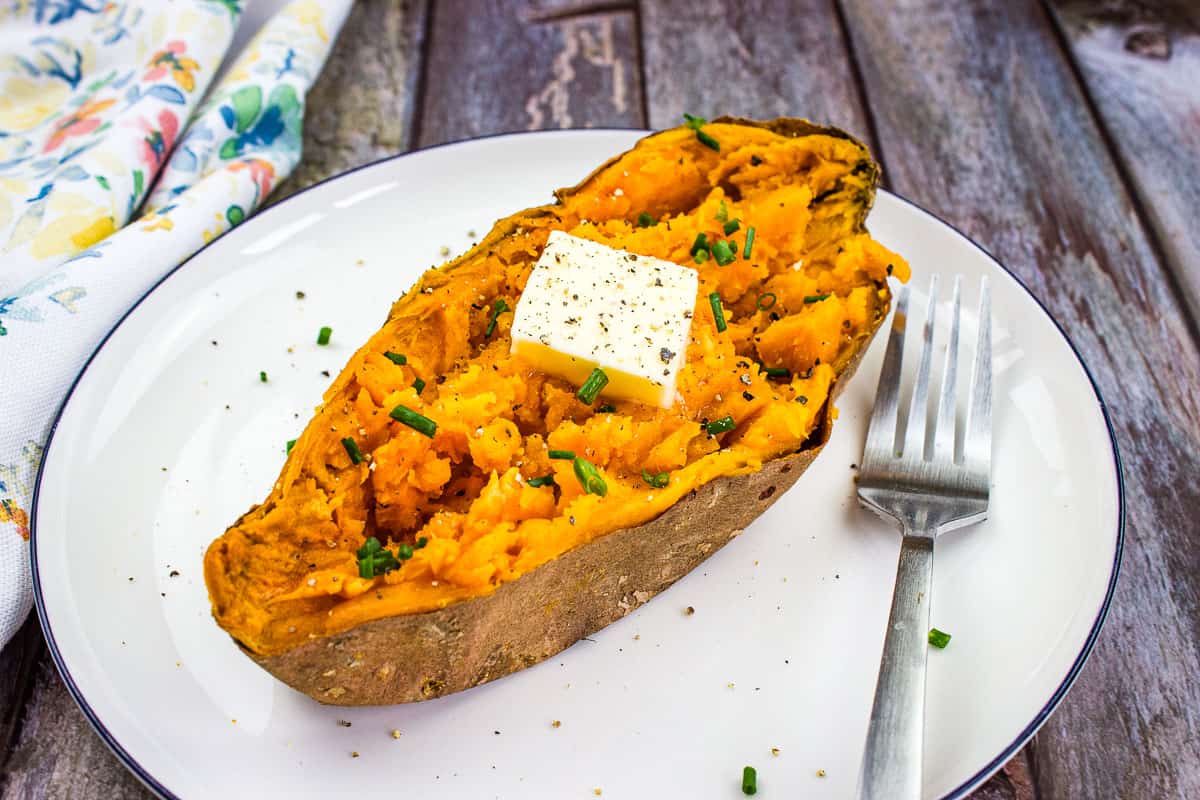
[{"x1": 204, "y1": 117, "x2": 909, "y2": 705}]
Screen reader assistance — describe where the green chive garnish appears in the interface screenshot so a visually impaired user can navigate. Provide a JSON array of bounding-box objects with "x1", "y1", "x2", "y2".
[
  {"x1": 743, "y1": 226, "x2": 756, "y2": 259},
  {"x1": 715, "y1": 200, "x2": 728, "y2": 223},
  {"x1": 356, "y1": 537, "x2": 399, "y2": 578},
  {"x1": 341, "y1": 437, "x2": 364, "y2": 465},
  {"x1": 259, "y1": 371, "x2": 267, "y2": 383},
  {"x1": 683, "y1": 113, "x2": 707, "y2": 129},
  {"x1": 485, "y1": 298, "x2": 510, "y2": 338},
  {"x1": 705, "y1": 415, "x2": 736, "y2": 435},
  {"x1": 383, "y1": 351, "x2": 407, "y2": 365},
  {"x1": 763, "y1": 366, "x2": 790, "y2": 379},
  {"x1": 696, "y1": 129, "x2": 720, "y2": 151},
  {"x1": 712, "y1": 239, "x2": 736, "y2": 266},
  {"x1": 597, "y1": 403, "x2": 616, "y2": 413},
  {"x1": 694, "y1": 249, "x2": 710, "y2": 264},
  {"x1": 416, "y1": 536, "x2": 429, "y2": 549},
  {"x1": 690, "y1": 232, "x2": 709, "y2": 256},
  {"x1": 317, "y1": 326, "x2": 332, "y2": 345},
  {"x1": 577, "y1": 368, "x2": 609, "y2": 405},
  {"x1": 397, "y1": 543, "x2": 414, "y2": 560},
  {"x1": 742, "y1": 765, "x2": 758, "y2": 795},
  {"x1": 286, "y1": 439, "x2": 297, "y2": 453},
  {"x1": 548, "y1": 449, "x2": 576, "y2": 460},
  {"x1": 573, "y1": 457, "x2": 608, "y2": 496},
  {"x1": 928, "y1": 628, "x2": 952, "y2": 649},
  {"x1": 412, "y1": 377, "x2": 426, "y2": 394},
  {"x1": 637, "y1": 212, "x2": 655, "y2": 228},
  {"x1": 527, "y1": 474, "x2": 556, "y2": 488},
  {"x1": 641, "y1": 469, "x2": 669, "y2": 489},
  {"x1": 389, "y1": 404, "x2": 437, "y2": 437},
  {"x1": 723, "y1": 218, "x2": 740, "y2": 235},
  {"x1": 804, "y1": 293, "x2": 831, "y2": 304},
  {"x1": 757, "y1": 292, "x2": 777, "y2": 310},
  {"x1": 709, "y1": 292, "x2": 727, "y2": 332}
]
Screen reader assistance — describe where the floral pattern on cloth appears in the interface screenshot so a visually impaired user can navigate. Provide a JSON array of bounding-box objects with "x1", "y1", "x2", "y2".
[{"x1": 0, "y1": 0, "x2": 354, "y2": 649}]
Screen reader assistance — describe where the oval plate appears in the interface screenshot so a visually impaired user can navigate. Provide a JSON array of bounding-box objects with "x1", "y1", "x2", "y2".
[{"x1": 33, "y1": 130, "x2": 1121, "y2": 799}]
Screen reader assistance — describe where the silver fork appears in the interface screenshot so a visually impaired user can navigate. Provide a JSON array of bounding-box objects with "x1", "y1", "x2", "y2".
[{"x1": 855, "y1": 275, "x2": 992, "y2": 800}]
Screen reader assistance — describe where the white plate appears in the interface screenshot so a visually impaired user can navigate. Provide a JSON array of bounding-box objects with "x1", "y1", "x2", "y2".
[{"x1": 33, "y1": 130, "x2": 1122, "y2": 799}]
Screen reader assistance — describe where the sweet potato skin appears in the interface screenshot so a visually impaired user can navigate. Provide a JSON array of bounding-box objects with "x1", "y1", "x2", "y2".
[
  {"x1": 250, "y1": 311, "x2": 882, "y2": 706},
  {"x1": 216, "y1": 117, "x2": 895, "y2": 704}
]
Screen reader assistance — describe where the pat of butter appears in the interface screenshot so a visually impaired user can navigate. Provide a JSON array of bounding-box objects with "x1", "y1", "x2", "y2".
[{"x1": 511, "y1": 230, "x2": 698, "y2": 408}]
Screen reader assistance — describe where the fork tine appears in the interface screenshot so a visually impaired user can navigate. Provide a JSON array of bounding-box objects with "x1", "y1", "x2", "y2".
[
  {"x1": 933, "y1": 276, "x2": 962, "y2": 462},
  {"x1": 902, "y1": 275, "x2": 939, "y2": 460},
  {"x1": 863, "y1": 286, "x2": 910, "y2": 462},
  {"x1": 964, "y1": 276, "x2": 992, "y2": 469}
]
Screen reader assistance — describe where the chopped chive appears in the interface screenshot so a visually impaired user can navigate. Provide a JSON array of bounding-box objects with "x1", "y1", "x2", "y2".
[
  {"x1": 696, "y1": 129, "x2": 720, "y2": 151},
  {"x1": 341, "y1": 437, "x2": 364, "y2": 465},
  {"x1": 397, "y1": 543, "x2": 414, "y2": 560},
  {"x1": 389, "y1": 404, "x2": 437, "y2": 437},
  {"x1": 317, "y1": 326, "x2": 332, "y2": 345},
  {"x1": 705, "y1": 415, "x2": 736, "y2": 435},
  {"x1": 690, "y1": 232, "x2": 709, "y2": 256},
  {"x1": 641, "y1": 469, "x2": 669, "y2": 489},
  {"x1": 258, "y1": 371, "x2": 267, "y2": 383},
  {"x1": 928, "y1": 628, "x2": 952, "y2": 649},
  {"x1": 412, "y1": 377, "x2": 426, "y2": 394},
  {"x1": 757, "y1": 292, "x2": 777, "y2": 310},
  {"x1": 712, "y1": 239, "x2": 736, "y2": 266},
  {"x1": 763, "y1": 366, "x2": 790, "y2": 379},
  {"x1": 742, "y1": 765, "x2": 758, "y2": 795},
  {"x1": 573, "y1": 457, "x2": 608, "y2": 496},
  {"x1": 548, "y1": 449, "x2": 576, "y2": 460},
  {"x1": 797, "y1": 394, "x2": 809, "y2": 404},
  {"x1": 577, "y1": 368, "x2": 609, "y2": 405},
  {"x1": 750, "y1": 154, "x2": 763, "y2": 166},
  {"x1": 694, "y1": 249, "x2": 710, "y2": 264},
  {"x1": 485, "y1": 298, "x2": 510, "y2": 338},
  {"x1": 356, "y1": 536, "x2": 399, "y2": 578},
  {"x1": 596, "y1": 403, "x2": 616, "y2": 413},
  {"x1": 723, "y1": 218, "x2": 741, "y2": 235},
  {"x1": 743, "y1": 226, "x2": 756, "y2": 259},
  {"x1": 416, "y1": 536, "x2": 429, "y2": 549},
  {"x1": 527, "y1": 474, "x2": 556, "y2": 488},
  {"x1": 804, "y1": 293, "x2": 831, "y2": 304},
  {"x1": 715, "y1": 200, "x2": 728, "y2": 223},
  {"x1": 709, "y1": 292, "x2": 727, "y2": 332},
  {"x1": 286, "y1": 439, "x2": 297, "y2": 453},
  {"x1": 683, "y1": 112, "x2": 708, "y2": 129},
  {"x1": 636, "y1": 212, "x2": 655, "y2": 228},
  {"x1": 383, "y1": 351, "x2": 407, "y2": 365}
]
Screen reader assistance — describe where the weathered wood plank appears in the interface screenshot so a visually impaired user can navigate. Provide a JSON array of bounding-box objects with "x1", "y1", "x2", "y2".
[
  {"x1": 641, "y1": 0, "x2": 877, "y2": 152},
  {"x1": 0, "y1": 617, "x2": 43, "y2": 780},
  {"x1": 1047, "y1": 0, "x2": 1200, "y2": 327},
  {"x1": 1, "y1": 658, "x2": 151, "y2": 800},
  {"x1": 415, "y1": 0, "x2": 645, "y2": 147},
  {"x1": 837, "y1": 0, "x2": 1200, "y2": 797},
  {"x1": 272, "y1": 0, "x2": 430, "y2": 202}
]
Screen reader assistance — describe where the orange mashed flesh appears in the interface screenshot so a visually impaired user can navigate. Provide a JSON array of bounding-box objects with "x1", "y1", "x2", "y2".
[{"x1": 205, "y1": 123, "x2": 910, "y2": 656}]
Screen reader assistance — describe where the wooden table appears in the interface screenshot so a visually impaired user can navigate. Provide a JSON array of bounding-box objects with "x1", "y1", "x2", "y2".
[{"x1": 3, "y1": 1, "x2": 1198, "y2": 797}]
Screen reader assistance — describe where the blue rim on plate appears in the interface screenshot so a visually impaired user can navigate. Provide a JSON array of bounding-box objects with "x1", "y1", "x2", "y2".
[{"x1": 30, "y1": 128, "x2": 1125, "y2": 800}]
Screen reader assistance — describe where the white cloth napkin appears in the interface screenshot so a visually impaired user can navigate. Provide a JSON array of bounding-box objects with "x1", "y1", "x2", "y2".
[{"x1": 0, "y1": 0, "x2": 354, "y2": 648}]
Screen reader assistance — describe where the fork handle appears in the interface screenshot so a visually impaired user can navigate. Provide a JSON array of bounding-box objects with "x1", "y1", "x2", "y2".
[{"x1": 857, "y1": 534, "x2": 935, "y2": 800}]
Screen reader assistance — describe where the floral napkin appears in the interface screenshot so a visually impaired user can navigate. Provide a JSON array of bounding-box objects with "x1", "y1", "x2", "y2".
[{"x1": 0, "y1": 0, "x2": 354, "y2": 648}]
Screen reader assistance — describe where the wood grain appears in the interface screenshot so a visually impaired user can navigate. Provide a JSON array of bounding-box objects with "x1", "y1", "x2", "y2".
[
  {"x1": 1046, "y1": 0, "x2": 1200, "y2": 327},
  {"x1": 271, "y1": 0, "x2": 430, "y2": 203},
  {"x1": 2, "y1": 661, "x2": 150, "y2": 800},
  {"x1": 641, "y1": 0, "x2": 878, "y2": 153},
  {"x1": 837, "y1": 0, "x2": 1200, "y2": 797},
  {"x1": 415, "y1": 0, "x2": 645, "y2": 147}
]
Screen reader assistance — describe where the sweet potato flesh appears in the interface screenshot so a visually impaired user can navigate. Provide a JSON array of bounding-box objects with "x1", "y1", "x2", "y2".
[{"x1": 205, "y1": 122, "x2": 910, "y2": 656}]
